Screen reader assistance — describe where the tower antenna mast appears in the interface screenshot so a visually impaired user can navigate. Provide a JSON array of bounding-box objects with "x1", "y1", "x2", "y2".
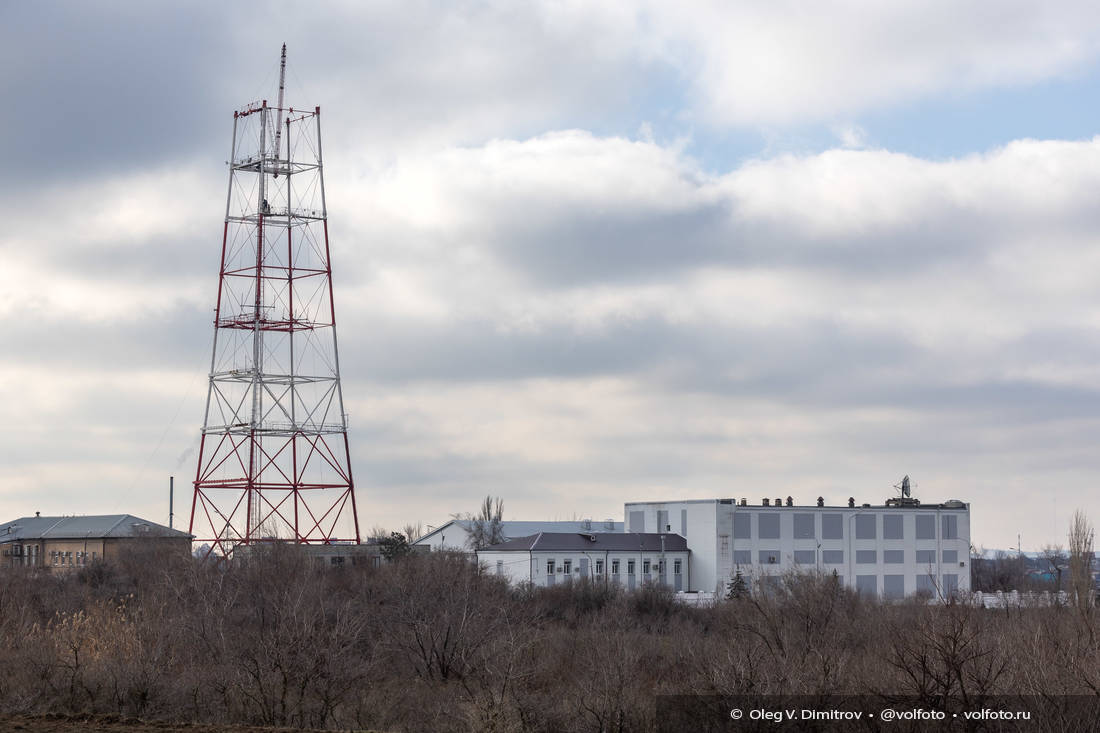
[
  {"x1": 190, "y1": 45, "x2": 361, "y2": 558},
  {"x1": 272, "y1": 43, "x2": 287, "y2": 173}
]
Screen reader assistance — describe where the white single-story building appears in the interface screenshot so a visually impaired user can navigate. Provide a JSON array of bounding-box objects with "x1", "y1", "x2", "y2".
[
  {"x1": 477, "y1": 532, "x2": 690, "y2": 590},
  {"x1": 414, "y1": 518, "x2": 623, "y2": 552}
]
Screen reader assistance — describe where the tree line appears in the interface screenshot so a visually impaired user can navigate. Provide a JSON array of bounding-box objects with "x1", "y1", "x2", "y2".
[{"x1": 0, "y1": 545, "x2": 1096, "y2": 732}]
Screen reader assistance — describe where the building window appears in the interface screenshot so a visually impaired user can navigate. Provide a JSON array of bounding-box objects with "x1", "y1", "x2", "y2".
[
  {"x1": 856, "y1": 575, "x2": 877, "y2": 597},
  {"x1": 733, "y1": 550, "x2": 752, "y2": 564},
  {"x1": 822, "y1": 549, "x2": 843, "y2": 564},
  {"x1": 942, "y1": 573, "x2": 959, "y2": 596},
  {"x1": 657, "y1": 559, "x2": 666, "y2": 575},
  {"x1": 821, "y1": 513, "x2": 843, "y2": 540},
  {"x1": 627, "y1": 560, "x2": 635, "y2": 575},
  {"x1": 719, "y1": 534, "x2": 730, "y2": 554},
  {"x1": 595, "y1": 559, "x2": 604, "y2": 575},
  {"x1": 643, "y1": 560, "x2": 651, "y2": 574},
  {"x1": 547, "y1": 559, "x2": 555, "y2": 575},
  {"x1": 733, "y1": 512, "x2": 750, "y2": 539},
  {"x1": 856, "y1": 550, "x2": 876, "y2": 564},
  {"x1": 563, "y1": 560, "x2": 572, "y2": 575},
  {"x1": 855, "y1": 514, "x2": 877, "y2": 540},
  {"x1": 51, "y1": 551, "x2": 58, "y2": 566},
  {"x1": 758, "y1": 514, "x2": 780, "y2": 540},
  {"x1": 883, "y1": 515, "x2": 903, "y2": 540},
  {"x1": 942, "y1": 549, "x2": 957, "y2": 564},
  {"x1": 66, "y1": 551, "x2": 73, "y2": 565},
  {"x1": 883, "y1": 574, "x2": 905, "y2": 599},
  {"x1": 916, "y1": 549, "x2": 936, "y2": 564},
  {"x1": 916, "y1": 574, "x2": 937, "y2": 595},
  {"x1": 759, "y1": 550, "x2": 779, "y2": 565},
  {"x1": 496, "y1": 561, "x2": 504, "y2": 575},
  {"x1": 915, "y1": 515, "x2": 935, "y2": 540},
  {"x1": 883, "y1": 550, "x2": 904, "y2": 564},
  {"x1": 611, "y1": 559, "x2": 620, "y2": 575},
  {"x1": 673, "y1": 559, "x2": 682, "y2": 574},
  {"x1": 793, "y1": 514, "x2": 815, "y2": 539},
  {"x1": 793, "y1": 550, "x2": 816, "y2": 565},
  {"x1": 942, "y1": 515, "x2": 958, "y2": 540}
]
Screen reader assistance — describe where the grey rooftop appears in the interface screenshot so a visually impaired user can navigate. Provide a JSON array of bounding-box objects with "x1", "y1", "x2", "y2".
[
  {"x1": 415, "y1": 519, "x2": 623, "y2": 544},
  {"x1": 481, "y1": 532, "x2": 688, "y2": 553},
  {"x1": 0, "y1": 514, "x2": 191, "y2": 541}
]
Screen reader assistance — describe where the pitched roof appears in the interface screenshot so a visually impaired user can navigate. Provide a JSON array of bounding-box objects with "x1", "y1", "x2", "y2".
[
  {"x1": 414, "y1": 519, "x2": 623, "y2": 545},
  {"x1": 0, "y1": 515, "x2": 191, "y2": 541},
  {"x1": 478, "y1": 532, "x2": 688, "y2": 553}
]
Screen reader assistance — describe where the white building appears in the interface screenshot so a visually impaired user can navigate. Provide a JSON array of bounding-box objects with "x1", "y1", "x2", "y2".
[
  {"x1": 625, "y1": 496, "x2": 971, "y2": 600},
  {"x1": 414, "y1": 518, "x2": 622, "y2": 552},
  {"x1": 477, "y1": 532, "x2": 690, "y2": 590}
]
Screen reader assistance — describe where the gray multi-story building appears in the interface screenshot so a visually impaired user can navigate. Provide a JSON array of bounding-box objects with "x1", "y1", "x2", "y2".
[{"x1": 625, "y1": 495, "x2": 971, "y2": 600}]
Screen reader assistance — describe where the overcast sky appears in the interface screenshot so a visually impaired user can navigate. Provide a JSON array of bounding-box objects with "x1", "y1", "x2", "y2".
[{"x1": 4, "y1": 1, "x2": 1100, "y2": 550}]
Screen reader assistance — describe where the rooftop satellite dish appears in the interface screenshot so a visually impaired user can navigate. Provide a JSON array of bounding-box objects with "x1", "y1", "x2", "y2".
[{"x1": 887, "y1": 474, "x2": 920, "y2": 507}]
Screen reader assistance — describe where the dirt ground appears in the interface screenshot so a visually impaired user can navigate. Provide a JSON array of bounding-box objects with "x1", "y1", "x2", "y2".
[{"x1": 0, "y1": 714, "x2": 361, "y2": 732}]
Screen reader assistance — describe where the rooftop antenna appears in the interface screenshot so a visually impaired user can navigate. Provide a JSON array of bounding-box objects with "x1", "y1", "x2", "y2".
[
  {"x1": 272, "y1": 43, "x2": 287, "y2": 175},
  {"x1": 886, "y1": 474, "x2": 921, "y2": 507}
]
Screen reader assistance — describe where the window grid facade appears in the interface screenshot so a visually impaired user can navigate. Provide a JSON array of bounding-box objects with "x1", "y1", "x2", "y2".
[{"x1": 627, "y1": 499, "x2": 970, "y2": 598}]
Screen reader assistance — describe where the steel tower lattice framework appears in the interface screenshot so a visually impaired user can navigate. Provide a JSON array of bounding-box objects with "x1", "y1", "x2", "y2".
[{"x1": 190, "y1": 68, "x2": 360, "y2": 557}]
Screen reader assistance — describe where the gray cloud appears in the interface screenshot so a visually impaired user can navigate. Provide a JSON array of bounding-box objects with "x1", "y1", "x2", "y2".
[{"x1": 5, "y1": 4, "x2": 1100, "y2": 549}]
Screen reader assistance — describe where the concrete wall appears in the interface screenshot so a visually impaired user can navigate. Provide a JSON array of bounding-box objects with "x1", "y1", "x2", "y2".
[
  {"x1": 624, "y1": 500, "x2": 719, "y2": 593},
  {"x1": 417, "y1": 522, "x2": 471, "y2": 552}
]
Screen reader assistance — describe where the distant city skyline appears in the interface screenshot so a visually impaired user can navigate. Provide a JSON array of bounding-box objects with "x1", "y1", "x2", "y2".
[{"x1": 4, "y1": 2, "x2": 1100, "y2": 550}]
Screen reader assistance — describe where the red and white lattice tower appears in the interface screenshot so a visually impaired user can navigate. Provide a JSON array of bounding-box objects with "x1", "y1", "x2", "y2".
[{"x1": 190, "y1": 48, "x2": 360, "y2": 557}]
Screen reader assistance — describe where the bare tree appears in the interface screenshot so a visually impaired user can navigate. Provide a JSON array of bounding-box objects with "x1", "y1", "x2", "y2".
[
  {"x1": 366, "y1": 524, "x2": 391, "y2": 542},
  {"x1": 971, "y1": 547, "x2": 1028, "y2": 592},
  {"x1": 1068, "y1": 509, "x2": 1094, "y2": 609},
  {"x1": 462, "y1": 495, "x2": 505, "y2": 550},
  {"x1": 1041, "y1": 544, "x2": 1067, "y2": 593},
  {"x1": 402, "y1": 521, "x2": 424, "y2": 543}
]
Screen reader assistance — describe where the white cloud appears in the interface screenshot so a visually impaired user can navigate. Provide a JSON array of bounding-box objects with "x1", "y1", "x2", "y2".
[{"x1": 641, "y1": 0, "x2": 1100, "y2": 125}]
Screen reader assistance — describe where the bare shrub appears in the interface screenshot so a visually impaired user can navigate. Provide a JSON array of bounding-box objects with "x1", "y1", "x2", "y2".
[
  {"x1": 888, "y1": 604, "x2": 1010, "y2": 704},
  {"x1": 1, "y1": 549, "x2": 1098, "y2": 731}
]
